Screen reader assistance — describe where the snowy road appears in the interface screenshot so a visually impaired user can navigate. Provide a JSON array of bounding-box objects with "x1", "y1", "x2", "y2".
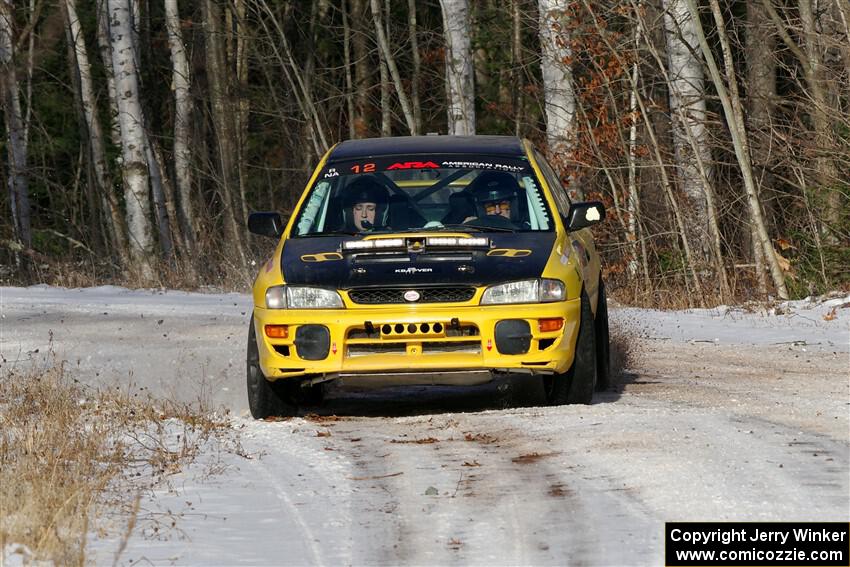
[{"x1": 2, "y1": 286, "x2": 848, "y2": 565}]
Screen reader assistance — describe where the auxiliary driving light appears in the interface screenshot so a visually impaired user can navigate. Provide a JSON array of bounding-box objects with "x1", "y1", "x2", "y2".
[
  {"x1": 265, "y1": 325, "x2": 289, "y2": 338},
  {"x1": 538, "y1": 318, "x2": 564, "y2": 332}
]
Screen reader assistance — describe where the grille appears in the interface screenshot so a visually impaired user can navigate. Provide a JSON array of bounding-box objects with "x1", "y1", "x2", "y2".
[{"x1": 348, "y1": 286, "x2": 476, "y2": 304}]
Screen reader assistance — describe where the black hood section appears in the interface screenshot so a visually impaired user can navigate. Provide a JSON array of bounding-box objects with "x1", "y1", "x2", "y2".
[{"x1": 281, "y1": 233, "x2": 555, "y2": 289}]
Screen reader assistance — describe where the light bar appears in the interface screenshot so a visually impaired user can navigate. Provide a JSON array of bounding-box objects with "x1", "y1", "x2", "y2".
[
  {"x1": 426, "y1": 237, "x2": 490, "y2": 247},
  {"x1": 343, "y1": 238, "x2": 405, "y2": 251},
  {"x1": 343, "y1": 240, "x2": 374, "y2": 250}
]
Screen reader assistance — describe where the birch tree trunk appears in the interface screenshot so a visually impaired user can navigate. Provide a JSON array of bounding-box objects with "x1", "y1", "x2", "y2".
[
  {"x1": 1, "y1": 0, "x2": 32, "y2": 249},
  {"x1": 165, "y1": 0, "x2": 197, "y2": 252},
  {"x1": 106, "y1": 0, "x2": 156, "y2": 282},
  {"x1": 64, "y1": 0, "x2": 130, "y2": 265},
  {"x1": 662, "y1": 0, "x2": 713, "y2": 265},
  {"x1": 686, "y1": 0, "x2": 789, "y2": 299},
  {"x1": 538, "y1": 0, "x2": 576, "y2": 163},
  {"x1": 97, "y1": 0, "x2": 121, "y2": 146},
  {"x1": 379, "y1": 55, "x2": 391, "y2": 136},
  {"x1": 439, "y1": 0, "x2": 475, "y2": 135},
  {"x1": 370, "y1": 0, "x2": 417, "y2": 134}
]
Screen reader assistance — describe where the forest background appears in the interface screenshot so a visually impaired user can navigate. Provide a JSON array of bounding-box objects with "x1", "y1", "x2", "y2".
[{"x1": 2, "y1": 0, "x2": 848, "y2": 307}]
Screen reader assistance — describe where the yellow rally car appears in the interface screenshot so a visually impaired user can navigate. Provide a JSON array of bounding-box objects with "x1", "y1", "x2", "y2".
[{"x1": 246, "y1": 135, "x2": 608, "y2": 418}]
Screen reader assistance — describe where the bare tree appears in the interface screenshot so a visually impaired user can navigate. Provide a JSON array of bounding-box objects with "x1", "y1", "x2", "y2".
[
  {"x1": 1, "y1": 0, "x2": 31, "y2": 253},
  {"x1": 406, "y1": 0, "x2": 422, "y2": 134},
  {"x1": 440, "y1": 0, "x2": 475, "y2": 135},
  {"x1": 63, "y1": 0, "x2": 130, "y2": 265},
  {"x1": 106, "y1": 0, "x2": 156, "y2": 281},
  {"x1": 661, "y1": 0, "x2": 715, "y2": 267},
  {"x1": 538, "y1": 0, "x2": 576, "y2": 166},
  {"x1": 370, "y1": 0, "x2": 417, "y2": 134},
  {"x1": 685, "y1": 0, "x2": 789, "y2": 299},
  {"x1": 203, "y1": 0, "x2": 248, "y2": 269},
  {"x1": 165, "y1": 0, "x2": 197, "y2": 254}
]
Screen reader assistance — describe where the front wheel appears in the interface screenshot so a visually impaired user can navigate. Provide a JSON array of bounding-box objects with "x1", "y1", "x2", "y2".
[
  {"x1": 544, "y1": 289, "x2": 597, "y2": 405},
  {"x1": 247, "y1": 317, "x2": 297, "y2": 419}
]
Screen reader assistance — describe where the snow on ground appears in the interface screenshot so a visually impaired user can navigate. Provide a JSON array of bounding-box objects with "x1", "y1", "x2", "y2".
[
  {"x1": 1, "y1": 286, "x2": 848, "y2": 566},
  {"x1": 615, "y1": 294, "x2": 850, "y2": 350}
]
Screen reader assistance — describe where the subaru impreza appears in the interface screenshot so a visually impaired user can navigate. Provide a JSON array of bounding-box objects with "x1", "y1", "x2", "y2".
[{"x1": 246, "y1": 135, "x2": 608, "y2": 418}]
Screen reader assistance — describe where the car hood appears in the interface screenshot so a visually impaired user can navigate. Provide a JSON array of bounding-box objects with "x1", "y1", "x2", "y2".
[{"x1": 280, "y1": 233, "x2": 555, "y2": 289}]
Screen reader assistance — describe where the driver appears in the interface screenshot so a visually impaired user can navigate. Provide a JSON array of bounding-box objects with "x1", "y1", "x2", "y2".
[
  {"x1": 342, "y1": 176, "x2": 389, "y2": 232},
  {"x1": 465, "y1": 171, "x2": 522, "y2": 223}
]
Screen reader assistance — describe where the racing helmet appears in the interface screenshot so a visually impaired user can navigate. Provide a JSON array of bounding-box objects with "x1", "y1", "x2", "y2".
[
  {"x1": 468, "y1": 171, "x2": 522, "y2": 222},
  {"x1": 342, "y1": 176, "x2": 389, "y2": 230}
]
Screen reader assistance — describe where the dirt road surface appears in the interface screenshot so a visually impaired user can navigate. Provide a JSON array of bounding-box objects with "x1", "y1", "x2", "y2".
[{"x1": 2, "y1": 287, "x2": 847, "y2": 565}]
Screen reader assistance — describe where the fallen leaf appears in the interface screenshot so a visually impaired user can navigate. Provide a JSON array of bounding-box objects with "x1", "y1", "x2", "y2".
[
  {"x1": 512, "y1": 451, "x2": 560, "y2": 464},
  {"x1": 823, "y1": 307, "x2": 837, "y2": 321},
  {"x1": 316, "y1": 430, "x2": 331, "y2": 437},
  {"x1": 775, "y1": 237, "x2": 796, "y2": 251},
  {"x1": 391, "y1": 437, "x2": 439, "y2": 444},
  {"x1": 463, "y1": 432, "x2": 498, "y2": 444},
  {"x1": 462, "y1": 460, "x2": 481, "y2": 467}
]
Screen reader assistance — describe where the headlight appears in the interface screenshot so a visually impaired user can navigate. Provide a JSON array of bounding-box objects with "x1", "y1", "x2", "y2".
[
  {"x1": 480, "y1": 278, "x2": 565, "y2": 305},
  {"x1": 264, "y1": 285, "x2": 343, "y2": 309}
]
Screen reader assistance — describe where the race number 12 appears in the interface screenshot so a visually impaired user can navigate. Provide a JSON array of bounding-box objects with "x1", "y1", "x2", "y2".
[{"x1": 350, "y1": 163, "x2": 376, "y2": 173}]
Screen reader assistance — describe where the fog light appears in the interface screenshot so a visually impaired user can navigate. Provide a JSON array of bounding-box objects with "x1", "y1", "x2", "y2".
[
  {"x1": 265, "y1": 324, "x2": 289, "y2": 338},
  {"x1": 538, "y1": 318, "x2": 563, "y2": 332}
]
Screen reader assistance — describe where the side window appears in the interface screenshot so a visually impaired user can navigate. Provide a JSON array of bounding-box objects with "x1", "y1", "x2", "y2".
[{"x1": 533, "y1": 151, "x2": 571, "y2": 218}]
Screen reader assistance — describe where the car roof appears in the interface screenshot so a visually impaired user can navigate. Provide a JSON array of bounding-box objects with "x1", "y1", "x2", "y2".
[{"x1": 327, "y1": 135, "x2": 527, "y2": 162}]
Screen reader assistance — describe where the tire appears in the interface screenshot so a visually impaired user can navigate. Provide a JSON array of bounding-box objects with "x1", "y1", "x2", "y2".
[
  {"x1": 247, "y1": 317, "x2": 297, "y2": 419},
  {"x1": 544, "y1": 289, "x2": 597, "y2": 405},
  {"x1": 594, "y1": 280, "x2": 611, "y2": 391}
]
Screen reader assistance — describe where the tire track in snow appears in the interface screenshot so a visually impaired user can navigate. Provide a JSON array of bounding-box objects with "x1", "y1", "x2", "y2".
[{"x1": 247, "y1": 457, "x2": 327, "y2": 566}]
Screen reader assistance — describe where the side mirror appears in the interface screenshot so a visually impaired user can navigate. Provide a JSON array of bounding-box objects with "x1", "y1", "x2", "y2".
[
  {"x1": 566, "y1": 201, "x2": 606, "y2": 231},
  {"x1": 248, "y1": 212, "x2": 284, "y2": 238}
]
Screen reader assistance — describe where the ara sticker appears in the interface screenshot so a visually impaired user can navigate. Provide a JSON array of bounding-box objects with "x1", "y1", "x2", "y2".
[
  {"x1": 387, "y1": 161, "x2": 439, "y2": 170},
  {"x1": 332, "y1": 342, "x2": 337, "y2": 355},
  {"x1": 486, "y1": 339, "x2": 493, "y2": 351},
  {"x1": 441, "y1": 160, "x2": 525, "y2": 172}
]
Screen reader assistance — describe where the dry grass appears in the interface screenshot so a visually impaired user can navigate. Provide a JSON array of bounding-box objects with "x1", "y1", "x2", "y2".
[{"x1": 0, "y1": 357, "x2": 232, "y2": 565}]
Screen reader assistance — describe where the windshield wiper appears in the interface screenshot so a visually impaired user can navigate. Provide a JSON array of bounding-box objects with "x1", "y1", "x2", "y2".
[
  {"x1": 298, "y1": 230, "x2": 358, "y2": 237},
  {"x1": 437, "y1": 224, "x2": 516, "y2": 233}
]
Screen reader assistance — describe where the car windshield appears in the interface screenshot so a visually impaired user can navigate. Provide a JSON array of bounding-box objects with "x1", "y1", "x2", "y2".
[{"x1": 292, "y1": 155, "x2": 554, "y2": 236}]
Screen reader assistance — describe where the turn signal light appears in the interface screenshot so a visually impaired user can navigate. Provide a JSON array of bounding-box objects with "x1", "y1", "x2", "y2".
[
  {"x1": 265, "y1": 325, "x2": 289, "y2": 338},
  {"x1": 538, "y1": 318, "x2": 564, "y2": 332}
]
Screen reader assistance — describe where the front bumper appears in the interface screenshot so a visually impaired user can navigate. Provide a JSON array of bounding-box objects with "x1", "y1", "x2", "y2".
[{"x1": 253, "y1": 299, "x2": 581, "y2": 383}]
